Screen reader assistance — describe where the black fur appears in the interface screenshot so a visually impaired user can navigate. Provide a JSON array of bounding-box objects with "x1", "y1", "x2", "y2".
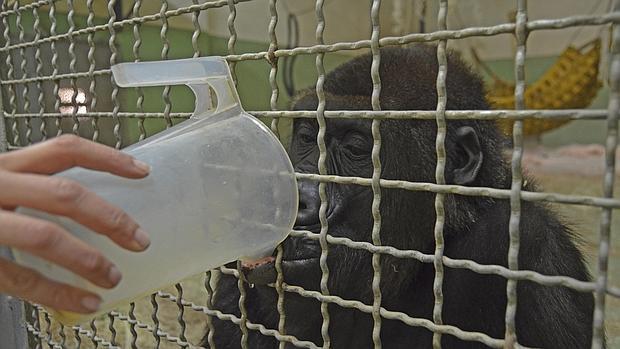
[{"x1": 202, "y1": 45, "x2": 598, "y2": 348}]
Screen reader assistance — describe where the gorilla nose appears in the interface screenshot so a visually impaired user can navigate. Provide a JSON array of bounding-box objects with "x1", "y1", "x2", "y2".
[{"x1": 295, "y1": 180, "x2": 321, "y2": 228}]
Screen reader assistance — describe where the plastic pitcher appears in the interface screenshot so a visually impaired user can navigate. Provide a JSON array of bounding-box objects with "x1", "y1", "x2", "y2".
[{"x1": 13, "y1": 57, "x2": 298, "y2": 324}]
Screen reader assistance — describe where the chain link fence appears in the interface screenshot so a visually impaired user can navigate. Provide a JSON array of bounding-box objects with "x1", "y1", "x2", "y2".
[{"x1": 0, "y1": 0, "x2": 618, "y2": 348}]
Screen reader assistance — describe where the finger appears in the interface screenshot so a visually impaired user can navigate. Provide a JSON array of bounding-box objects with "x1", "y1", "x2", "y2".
[
  {"x1": 0, "y1": 210, "x2": 122, "y2": 289},
  {"x1": 0, "y1": 257, "x2": 102, "y2": 314},
  {"x1": 0, "y1": 134, "x2": 150, "y2": 178},
  {"x1": 0, "y1": 172, "x2": 150, "y2": 252}
]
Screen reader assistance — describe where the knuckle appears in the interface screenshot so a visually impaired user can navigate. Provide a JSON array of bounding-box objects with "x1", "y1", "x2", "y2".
[
  {"x1": 52, "y1": 134, "x2": 82, "y2": 150},
  {"x1": 50, "y1": 178, "x2": 85, "y2": 205},
  {"x1": 27, "y1": 222, "x2": 62, "y2": 250},
  {"x1": 82, "y1": 252, "x2": 107, "y2": 275},
  {"x1": 107, "y1": 208, "x2": 132, "y2": 234}
]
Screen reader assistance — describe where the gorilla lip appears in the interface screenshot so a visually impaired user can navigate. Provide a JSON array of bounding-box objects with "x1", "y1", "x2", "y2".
[
  {"x1": 240, "y1": 256, "x2": 276, "y2": 269},
  {"x1": 242, "y1": 257, "x2": 320, "y2": 286},
  {"x1": 241, "y1": 256, "x2": 320, "y2": 271},
  {"x1": 241, "y1": 252, "x2": 320, "y2": 285},
  {"x1": 240, "y1": 227, "x2": 322, "y2": 284}
]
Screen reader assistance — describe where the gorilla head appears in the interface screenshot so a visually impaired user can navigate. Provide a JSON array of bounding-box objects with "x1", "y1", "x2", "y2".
[
  {"x1": 244, "y1": 46, "x2": 507, "y2": 299},
  {"x1": 203, "y1": 45, "x2": 596, "y2": 349}
]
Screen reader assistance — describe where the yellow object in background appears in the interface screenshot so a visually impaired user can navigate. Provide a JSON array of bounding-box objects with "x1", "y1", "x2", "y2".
[{"x1": 482, "y1": 40, "x2": 602, "y2": 136}]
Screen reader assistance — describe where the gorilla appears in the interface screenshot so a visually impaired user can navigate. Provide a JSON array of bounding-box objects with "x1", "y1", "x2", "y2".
[{"x1": 201, "y1": 45, "x2": 597, "y2": 348}]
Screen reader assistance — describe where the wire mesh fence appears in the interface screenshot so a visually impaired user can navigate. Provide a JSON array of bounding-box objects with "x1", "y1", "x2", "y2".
[{"x1": 0, "y1": 0, "x2": 618, "y2": 348}]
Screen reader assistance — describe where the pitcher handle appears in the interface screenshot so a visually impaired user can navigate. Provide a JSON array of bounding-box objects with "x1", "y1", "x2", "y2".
[{"x1": 110, "y1": 56, "x2": 240, "y2": 118}]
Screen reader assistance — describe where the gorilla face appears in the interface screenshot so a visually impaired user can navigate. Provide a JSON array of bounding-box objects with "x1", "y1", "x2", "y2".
[
  {"x1": 241, "y1": 80, "x2": 497, "y2": 304},
  {"x1": 284, "y1": 117, "x2": 377, "y2": 290},
  {"x1": 242, "y1": 115, "x2": 377, "y2": 296},
  {"x1": 237, "y1": 44, "x2": 501, "y2": 302}
]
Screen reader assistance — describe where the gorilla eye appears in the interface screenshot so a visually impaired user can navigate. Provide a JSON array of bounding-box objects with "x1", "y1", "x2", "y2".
[
  {"x1": 343, "y1": 134, "x2": 370, "y2": 158},
  {"x1": 344, "y1": 144, "x2": 368, "y2": 157},
  {"x1": 295, "y1": 124, "x2": 317, "y2": 146},
  {"x1": 299, "y1": 132, "x2": 316, "y2": 145}
]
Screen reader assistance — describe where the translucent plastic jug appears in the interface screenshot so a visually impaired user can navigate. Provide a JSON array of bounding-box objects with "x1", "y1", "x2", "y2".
[{"x1": 13, "y1": 57, "x2": 298, "y2": 324}]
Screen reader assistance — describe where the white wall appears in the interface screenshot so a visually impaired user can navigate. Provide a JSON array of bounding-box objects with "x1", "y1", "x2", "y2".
[{"x1": 443, "y1": 0, "x2": 610, "y2": 61}]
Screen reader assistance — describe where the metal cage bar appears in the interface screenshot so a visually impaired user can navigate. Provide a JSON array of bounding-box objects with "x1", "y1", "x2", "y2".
[
  {"x1": 369, "y1": 0, "x2": 384, "y2": 348},
  {"x1": 504, "y1": 0, "x2": 528, "y2": 347},
  {"x1": 277, "y1": 282, "x2": 523, "y2": 348},
  {"x1": 268, "y1": 0, "x2": 279, "y2": 137},
  {"x1": 314, "y1": 0, "x2": 332, "y2": 347},
  {"x1": 3, "y1": 0, "x2": 19, "y2": 147},
  {"x1": 30, "y1": 4, "x2": 45, "y2": 142},
  {"x1": 132, "y1": 0, "x2": 146, "y2": 142},
  {"x1": 1, "y1": 14, "x2": 619, "y2": 86},
  {"x1": 3, "y1": 108, "x2": 616, "y2": 120},
  {"x1": 103, "y1": 1, "x2": 125, "y2": 347},
  {"x1": 592, "y1": 1, "x2": 620, "y2": 347},
  {"x1": 160, "y1": 0, "x2": 172, "y2": 131},
  {"x1": 203, "y1": 269, "x2": 217, "y2": 348},
  {"x1": 0, "y1": 10, "x2": 617, "y2": 56},
  {"x1": 288, "y1": 229, "x2": 616, "y2": 296},
  {"x1": 235, "y1": 260, "x2": 250, "y2": 348},
  {"x1": 127, "y1": 0, "x2": 146, "y2": 349},
  {"x1": 265, "y1": 2, "x2": 289, "y2": 349},
  {"x1": 431, "y1": 0, "x2": 448, "y2": 347},
  {"x1": 191, "y1": 0, "x2": 202, "y2": 58},
  {"x1": 226, "y1": 0, "x2": 238, "y2": 84},
  {"x1": 48, "y1": 0, "x2": 61, "y2": 139},
  {"x1": 0, "y1": 2, "x2": 7, "y2": 154},
  {"x1": 14, "y1": 0, "x2": 32, "y2": 145},
  {"x1": 107, "y1": 0, "x2": 121, "y2": 149},
  {"x1": 85, "y1": 0, "x2": 99, "y2": 144},
  {"x1": 66, "y1": 0, "x2": 80, "y2": 136}
]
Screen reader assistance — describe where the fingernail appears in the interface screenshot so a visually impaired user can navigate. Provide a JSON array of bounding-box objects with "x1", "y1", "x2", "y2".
[
  {"x1": 81, "y1": 296, "x2": 101, "y2": 312},
  {"x1": 108, "y1": 265, "x2": 122, "y2": 285},
  {"x1": 132, "y1": 228, "x2": 151, "y2": 250},
  {"x1": 133, "y1": 159, "x2": 151, "y2": 174}
]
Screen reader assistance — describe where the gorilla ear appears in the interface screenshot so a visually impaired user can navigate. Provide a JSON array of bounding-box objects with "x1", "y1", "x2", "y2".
[{"x1": 452, "y1": 126, "x2": 483, "y2": 185}]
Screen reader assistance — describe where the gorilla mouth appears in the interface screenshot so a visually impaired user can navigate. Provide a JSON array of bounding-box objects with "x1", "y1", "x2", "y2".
[
  {"x1": 240, "y1": 256, "x2": 320, "y2": 286},
  {"x1": 241, "y1": 226, "x2": 322, "y2": 286}
]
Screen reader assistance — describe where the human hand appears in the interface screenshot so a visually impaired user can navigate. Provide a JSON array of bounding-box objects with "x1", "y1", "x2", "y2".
[{"x1": 0, "y1": 135, "x2": 151, "y2": 314}]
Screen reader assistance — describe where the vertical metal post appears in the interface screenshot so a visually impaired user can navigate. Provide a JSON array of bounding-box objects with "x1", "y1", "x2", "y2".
[
  {"x1": 0, "y1": 15, "x2": 28, "y2": 341},
  {"x1": 432, "y1": 1, "x2": 448, "y2": 348},
  {"x1": 0, "y1": 0, "x2": 7, "y2": 154},
  {"x1": 505, "y1": 0, "x2": 527, "y2": 347},
  {"x1": 592, "y1": 1, "x2": 619, "y2": 348},
  {"x1": 369, "y1": 1, "x2": 384, "y2": 349},
  {"x1": 314, "y1": 0, "x2": 332, "y2": 347}
]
